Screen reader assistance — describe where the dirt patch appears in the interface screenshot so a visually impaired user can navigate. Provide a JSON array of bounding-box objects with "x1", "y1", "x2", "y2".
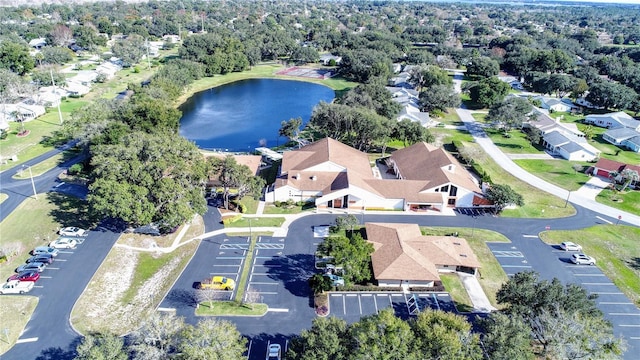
[{"x1": 71, "y1": 216, "x2": 204, "y2": 335}]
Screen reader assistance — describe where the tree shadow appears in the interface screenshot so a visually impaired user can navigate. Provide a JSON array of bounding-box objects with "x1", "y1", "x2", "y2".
[
  {"x1": 264, "y1": 253, "x2": 315, "y2": 307},
  {"x1": 34, "y1": 337, "x2": 82, "y2": 360},
  {"x1": 47, "y1": 192, "x2": 97, "y2": 229},
  {"x1": 626, "y1": 257, "x2": 640, "y2": 271}
]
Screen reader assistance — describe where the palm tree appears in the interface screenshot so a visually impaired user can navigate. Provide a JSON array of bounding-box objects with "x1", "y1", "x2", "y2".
[{"x1": 619, "y1": 169, "x2": 639, "y2": 192}]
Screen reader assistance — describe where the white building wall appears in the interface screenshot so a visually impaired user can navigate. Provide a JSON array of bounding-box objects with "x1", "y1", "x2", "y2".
[{"x1": 455, "y1": 190, "x2": 477, "y2": 207}]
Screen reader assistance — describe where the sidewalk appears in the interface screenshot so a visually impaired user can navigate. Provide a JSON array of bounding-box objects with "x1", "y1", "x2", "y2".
[{"x1": 458, "y1": 272, "x2": 496, "y2": 313}]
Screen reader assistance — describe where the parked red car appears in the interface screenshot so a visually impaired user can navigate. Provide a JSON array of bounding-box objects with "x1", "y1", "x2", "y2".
[{"x1": 8, "y1": 271, "x2": 40, "y2": 282}]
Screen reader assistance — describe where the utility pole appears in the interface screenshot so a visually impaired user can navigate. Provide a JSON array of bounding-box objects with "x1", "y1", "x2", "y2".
[
  {"x1": 23, "y1": 165, "x2": 37, "y2": 199},
  {"x1": 49, "y1": 69, "x2": 63, "y2": 125}
]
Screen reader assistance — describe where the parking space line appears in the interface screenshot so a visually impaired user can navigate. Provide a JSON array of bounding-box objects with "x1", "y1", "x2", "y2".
[
  {"x1": 522, "y1": 235, "x2": 538, "y2": 238},
  {"x1": 54, "y1": 259, "x2": 67, "y2": 261},
  {"x1": 249, "y1": 282, "x2": 278, "y2": 285},
  {"x1": 216, "y1": 256, "x2": 245, "y2": 259},
  {"x1": 15, "y1": 337, "x2": 38, "y2": 344},
  {"x1": 343, "y1": 296, "x2": 346, "y2": 315},
  {"x1": 374, "y1": 295, "x2": 379, "y2": 313},
  {"x1": 581, "y1": 283, "x2": 615, "y2": 285},
  {"x1": 390, "y1": 294, "x2": 402, "y2": 297},
  {"x1": 501, "y1": 265, "x2": 532, "y2": 268},
  {"x1": 45, "y1": 267, "x2": 59, "y2": 270},
  {"x1": 599, "y1": 302, "x2": 634, "y2": 305},
  {"x1": 39, "y1": 276, "x2": 52, "y2": 279},
  {"x1": 591, "y1": 292, "x2": 623, "y2": 295},
  {"x1": 346, "y1": 294, "x2": 357, "y2": 297},
  {"x1": 596, "y1": 216, "x2": 612, "y2": 224},
  {"x1": 33, "y1": 285, "x2": 43, "y2": 288},
  {"x1": 251, "y1": 273, "x2": 270, "y2": 276},
  {"x1": 620, "y1": 325, "x2": 640, "y2": 327},
  {"x1": 254, "y1": 256, "x2": 282, "y2": 259},
  {"x1": 361, "y1": 294, "x2": 372, "y2": 297},
  {"x1": 358, "y1": 295, "x2": 362, "y2": 314},
  {"x1": 212, "y1": 264, "x2": 240, "y2": 267},
  {"x1": 57, "y1": 251, "x2": 74, "y2": 254},
  {"x1": 331, "y1": 294, "x2": 342, "y2": 297},
  {"x1": 433, "y1": 294, "x2": 440, "y2": 310},
  {"x1": 255, "y1": 291, "x2": 278, "y2": 295},
  {"x1": 608, "y1": 313, "x2": 640, "y2": 316},
  {"x1": 209, "y1": 272, "x2": 237, "y2": 275}
]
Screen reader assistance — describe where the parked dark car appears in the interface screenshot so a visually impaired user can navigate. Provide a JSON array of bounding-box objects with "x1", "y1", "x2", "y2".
[
  {"x1": 16, "y1": 262, "x2": 46, "y2": 273},
  {"x1": 26, "y1": 254, "x2": 54, "y2": 265}
]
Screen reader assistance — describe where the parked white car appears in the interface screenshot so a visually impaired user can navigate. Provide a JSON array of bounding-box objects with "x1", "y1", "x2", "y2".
[
  {"x1": 0, "y1": 280, "x2": 34, "y2": 294},
  {"x1": 266, "y1": 343, "x2": 281, "y2": 360},
  {"x1": 58, "y1": 227, "x2": 88, "y2": 237},
  {"x1": 49, "y1": 237, "x2": 77, "y2": 249},
  {"x1": 571, "y1": 253, "x2": 596, "y2": 265},
  {"x1": 560, "y1": 242, "x2": 582, "y2": 251}
]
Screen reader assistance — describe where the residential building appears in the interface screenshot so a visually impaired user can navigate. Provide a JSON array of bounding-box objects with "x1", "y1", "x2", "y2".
[
  {"x1": 585, "y1": 112, "x2": 640, "y2": 130},
  {"x1": 603, "y1": 128, "x2": 640, "y2": 153},
  {"x1": 535, "y1": 96, "x2": 573, "y2": 113},
  {"x1": 590, "y1": 158, "x2": 640, "y2": 187},
  {"x1": 319, "y1": 54, "x2": 342, "y2": 66},
  {"x1": 365, "y1": 222, "x2": 480, "y2": 288},
  {"x1": 525, "y1": 109, "x2": 600, "y2": 161},
  {"x1": 265, "y1": 138, "x2": 486, "y2": 212},
  {"x1": 386, "y1": 87, "x2": 431, "y2": 126}
]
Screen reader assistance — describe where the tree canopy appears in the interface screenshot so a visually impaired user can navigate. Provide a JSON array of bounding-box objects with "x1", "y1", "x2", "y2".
[
  {"x1": 486, "y1": 97, "x2": 533, "y2": 132},
  {"x1": 467, "y1": 77, "x2": 511, "y2": 108},
  {"x1": 485, "y1": 183, "x2": 524, "y2": 212}
]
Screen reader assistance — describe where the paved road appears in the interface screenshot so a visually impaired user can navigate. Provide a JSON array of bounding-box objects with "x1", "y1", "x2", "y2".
[
  {"x1": 0, "y1": 142, "x2": 84, "y2": 223},
  {"x1": 1, "y1": 229, "x2": 120, "y2": 360}
]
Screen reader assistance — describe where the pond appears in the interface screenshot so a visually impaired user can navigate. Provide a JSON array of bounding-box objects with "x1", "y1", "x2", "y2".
[{"x1": 178, "y1": 79, "x2": 335, "y2": 152}]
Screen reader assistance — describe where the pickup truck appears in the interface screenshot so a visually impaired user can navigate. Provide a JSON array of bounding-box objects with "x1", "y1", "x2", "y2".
[
  {"x1": 198, "y1": 276, "x2": 235, "y2": 290},
  {"x1": 0, "y1": 280, "x2": 34, "y2": 294}
]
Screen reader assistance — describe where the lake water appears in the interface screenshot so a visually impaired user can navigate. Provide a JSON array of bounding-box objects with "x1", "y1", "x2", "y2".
[{"x1": 178, "y1": 79, "x2": 335, "y2": 151}]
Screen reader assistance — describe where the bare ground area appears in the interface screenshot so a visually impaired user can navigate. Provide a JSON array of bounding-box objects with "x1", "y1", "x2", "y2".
[{"x1": 70, "y1": 216, "x2": 204, "y2": 335}]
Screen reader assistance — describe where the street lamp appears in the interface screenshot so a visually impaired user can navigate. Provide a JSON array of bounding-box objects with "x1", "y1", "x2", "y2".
[
  {"x1": 564, "y1": 190, "x2": 571, "y2": 208},
  {"x1": 23, "y1": 165, "x2": 37, "y2": 199}
]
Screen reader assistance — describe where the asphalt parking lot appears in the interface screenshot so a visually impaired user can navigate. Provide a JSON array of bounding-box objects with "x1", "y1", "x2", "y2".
[
  {"x1": 328, "y1": 291, "x2": 455, "y2": 323},
  {"x1": 489, "y1": 239, "x2": 640, "y2": 355}
]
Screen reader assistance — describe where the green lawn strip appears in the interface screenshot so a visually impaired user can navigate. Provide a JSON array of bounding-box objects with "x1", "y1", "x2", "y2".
[
  {"x1": 195, "y1": 301, "x2": 267, "y2": 316},
  {"x1": 420, "y1": 227, "x2": 509, "y2": 308},
  {"x1": 234, "y1": 235, "x2": 257, "y2": 303},
  {"x1": 440, "y1": 274, "x2": 474, "y2": 313},
  {"x1": 237, "y1": 196, "x2": 259, "y2": 214},
  {"x1": 596, "y1": 188, "x2": 640, "y2": 216},
  {"x1": 436, "y1": 110, "x2": 463, "y2": 126},
  {"x1": 120, "y1": 252, "x2": 176, "y2": 304},
  {"x1": 225, "y1": 217, "x2": 286, "y2": 228},
  {"x1": 485, "y1": 129, "x2": 543, "y2": 154},
  {"x1": 12, "y1": 153, "x2": 65, "y2": 179},
  {"x1": 0, "y1": 193, "x2": 91, "y2": 282},
  {"x1": 539, "y1": 225, "x2": 640, "y2": 306},
  {"x1": 471, "y1": 113, "x2": 487, "y2": 122},
  {"x1": 430, "y1": 128, "x2": 475, "y2": 146},
  {"x1": 513, "y1": 159, "x2": 592, "y2": 191},
  {"x1": 262, "y1": 203, "x2": 314, "y2": 214},
  {"x1": 591, "y1": 134, "x2": 640, "y2": 164},
  {"x1": 461, "y1": 141, "x2": 575, "y2": 218},
  {"x1": 0, "y1": 193, "x2": 7, "y2": 204},
  {"x1": 225, "y1": 231, "x2": 274, "y2": 237},
  {"x1": 0, "y1": 296, "x2": 39, "y2": 356}
]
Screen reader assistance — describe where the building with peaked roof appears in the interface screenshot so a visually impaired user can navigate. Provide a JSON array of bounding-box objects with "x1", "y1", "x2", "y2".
[
  {"x1": 386, "y1": 86, "x2": 432, "y2": 126},
  {"x1": 365, "y1": 222, "x2": 480, "y2": 288},
  {"x1": 585, "y1": 112, "x2": 640, "y2": 131},
  {"x1": 265, "y1": 138, "x2": 486, "y2": 212},
  {"x1": 591, "y1": 158, "x2": 640, "y2": 188},
  {"x1": 535, "y1": 96, "x2": 573, "y2": 113}
]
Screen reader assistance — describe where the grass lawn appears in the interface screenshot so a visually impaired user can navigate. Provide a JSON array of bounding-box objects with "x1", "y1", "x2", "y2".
[
  {"x1": 0, "y1": 192, "x2": 93, "y2": 283},
  {"x1": 440, "y1": 274, "x2": 474, "y2": 313},
  {"x1": 195, "y1": 301, "x2": 268, "y2": 316},
  {"x1": 420, "y1": 227, "x2": 509, "y2": 308},
  {"x1": 430, "y1": 128, "x2": 475, "y2": 148},
  {"x1": 71, "y1": 229, "x2": 202, "y2": 335},
  {"x1": 435, "y1": 110, "x2": 463, "y2": 126},
  {"x1": 458, "y1": 141, "x2": 575, "y2": 218},
  {"x1": 591, "y1": 134, "x2": 640, "y2": 165},
  {"x1": 263, "y1": 202, "x2": 315, "y2": 214},
  {"x1": 471, "y1": 113, "x2": 488, "y2": 123},
  {"x1": 0, "y1": 296, "x2": 39, "y2": 356},
  {"x1": 485, "y1": 129, "x2": 543, "y2": 154},
  {"x1": 237, "y1": 196, "x2": 259, "y2": 215},
  {"x1": 225, "y1": 217, "x2": 285, "y2": 228},
  {"x1": 0, "y1": 193, "x2": 7, "y2": 204},
  {"x1": 0, "y1": 115, "x2": 60, "y2": 172},
  {"x1": 513, "y1": 159, "x2": 592, "y2": 191},
  {"x1": 539, "y1": 225, "x2": 640, "y2": 306},
  {"x1": 12, "y1": 153, "x2": 66, "y2": 179},
  {"x1": 596, "y1": 188, "x2": 640, "y2": 216}
]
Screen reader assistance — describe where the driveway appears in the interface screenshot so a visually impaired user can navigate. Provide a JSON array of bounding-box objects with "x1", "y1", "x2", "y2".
[{"x1": 574, "y1": 176, "x2": 611, "y2": 200}]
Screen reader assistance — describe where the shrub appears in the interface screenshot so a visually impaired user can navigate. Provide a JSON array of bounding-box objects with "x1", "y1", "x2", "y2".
[
  {"x1": 238, "y1": 203, "x2": 247, "y2": 213},
  {"x1": 67, "y1": 163, "x2": 83, "y2": 175},
  {"x1": 222, "y1": 214, "x2": 243, "y2": 225}
]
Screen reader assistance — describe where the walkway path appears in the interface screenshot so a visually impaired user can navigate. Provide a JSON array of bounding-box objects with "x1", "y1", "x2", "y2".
[
  {"x1": 455, "y1": 107, "x2": 640, "y2": 225},
  {"x1": 458, "y1": 272, "x2": 496, "y2": 313}
]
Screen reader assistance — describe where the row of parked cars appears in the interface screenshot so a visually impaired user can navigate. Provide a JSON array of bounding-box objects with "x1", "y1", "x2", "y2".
[{"x1": 0, "y1": 227, "x2": 88, "y2": 295}]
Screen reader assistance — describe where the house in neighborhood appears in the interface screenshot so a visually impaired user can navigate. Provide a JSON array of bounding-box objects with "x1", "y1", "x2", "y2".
[
  {"x1": 590, "y1": 158, "x2": 640, "y2": 187},
  {"x1": 28, "y1": 38, "x2": 46, "y2": 49},
  {"x1": 365, "y1": 222, "x2": 480, "y2": 288},
  {"x1": 525, "y1": 109, "x2": 600, "y2": 161},
  {"x1": 319, "y1": 54, "x2": 342, "y2": 66},
  {"x1": 602, "y1": 128, "x2": 640, "y2": 153},
  {"x1": 535, "y1": 96, "x2": 573, "y2": 113},
  {"x1": 0, "y1": 100, "x2": 46, "y2": 124},
  {"x1": 265, "y1": 138, "x2": 486, "y2": 212},
  {"x1": 386, "y1": 87, "x2": 431, "y2": 126},
  {"x1": 388, "y1": 71, "x2": 412, "y2": 88},
  {"x1": 585, "y1": 112, "x2": 640, "y2": 130},
  {"x1": 575, "y1": 97, "x2": 602, "y2": 109}
]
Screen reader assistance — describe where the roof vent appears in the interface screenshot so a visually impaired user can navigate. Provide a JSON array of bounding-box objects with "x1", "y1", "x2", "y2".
[
  {"x1": 311, "y1": 175, "x2": 317, "y2": 181},
  {"x1": 296, "y1": 173, "x2": 300, "y2": 179}
]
